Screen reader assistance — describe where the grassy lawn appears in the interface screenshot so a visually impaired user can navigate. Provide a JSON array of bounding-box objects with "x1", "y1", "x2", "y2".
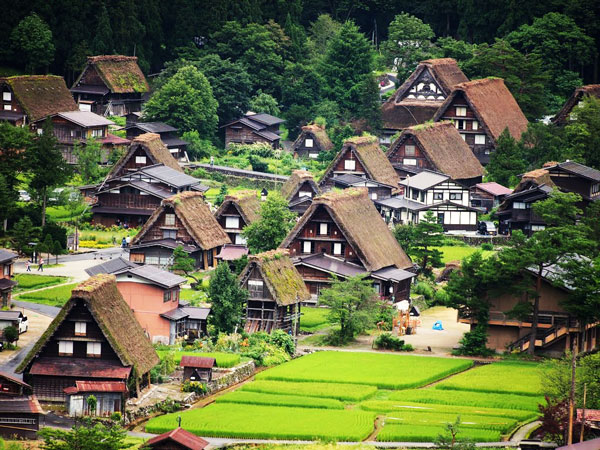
[
  {"x1": 179, "y1": 288, "x2": 208, "y2": 304},
  {"x1": 46, "y1": 204, "x2": 88, "y2": 222},
  {"x1": 13, "y1": 274, "x2": 68, "y2": 292},
  {"x1": 434, "y1": 245, "x2": 495, "y2": 264},
  {"x1": 76, "y1": 228, "x2": 139, "y2": 246},
  {"x1": 300, "y1": 307, "x2": 331, "y2": 332},
  {"x1": 17, "y1": 283, "x2": 78, "y2": 307},
  {"x1": 156, "y1": 350, "x2": 241, "y2": 368}
]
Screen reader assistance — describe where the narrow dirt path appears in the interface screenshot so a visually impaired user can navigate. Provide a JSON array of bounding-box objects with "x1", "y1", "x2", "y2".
[{"x1": 364, "y1": 415, "x2": 385, "y2": 441}]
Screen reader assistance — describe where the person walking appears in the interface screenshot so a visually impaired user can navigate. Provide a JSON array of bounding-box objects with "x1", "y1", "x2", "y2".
[
  {"x1": 26, "y1": 260, "x2": 31, "y2": 272},
  {"x1": 37, "y1": 257, "x2": 44, "y2": 272}
]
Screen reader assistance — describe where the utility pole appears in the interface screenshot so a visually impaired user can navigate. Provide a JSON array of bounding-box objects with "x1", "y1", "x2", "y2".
[
  {"x1": 580, "y1": 383, "x2": 587, "y2": 443},
  {"x1": 568, "y1": 335, "x2": 578, "y2": 445}
]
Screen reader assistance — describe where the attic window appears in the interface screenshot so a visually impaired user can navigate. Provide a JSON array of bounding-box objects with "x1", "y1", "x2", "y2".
[
  {"x1": 135, "y1": 156, "x2": 146, "y2": 164},
  {"x1": 305, "y1": 138, "x2": 314, "y2": 148},
  {"x1": 303, "y1": 241, "x2": 312, "y2": 254},
  {"x1": 163, "y1": 229, "x2": 177, "y2": 239},
  {"x1": 58, "y1": 341, "x2": 73, "y2": 356},
  {"x1": 319, "y1": 223, "x2": 328, "y2": 235},
  {"x1": 225, "y1": 216, "x2": 240, "y2": 229},
  {"x1": 404, "y1": 145, "x2": 415, "y2": 156},
  {"x1": 344, "y1": 159, "x2": 356, "y2": 171},
  {"x1": 475, "y1": 134, "x2": 486, "y2": 145},
  {"x1": 74, "y1": 322, "x2": 87, "y2": 336},
  {"x1": 333, "y1": 243, "x2": 343, "y2": 255},
  {"x1": 87, "y1": 342, "x2": 101, "y2": 358},
  {"x1": 299, "y1": 190, "x2": 312, "y2": 198},
  {"x1": 472, "y1": 121, "x2": 479, "y2": 130},
  {"x1": 403, "y1": 158, "x2": 417, "y2": 166},
  {"x1": 165, "y1": 213, "x2": 175, "y2": 226},
  {"x1": 2, "y1": 91, "x2": 11, "y2": 101},
  {"x1": 456, "y1": 107, "x2": 467, "y2": 117},
  {"x1": 3, "y1": 105, "x2": 10, "y2": 111}
]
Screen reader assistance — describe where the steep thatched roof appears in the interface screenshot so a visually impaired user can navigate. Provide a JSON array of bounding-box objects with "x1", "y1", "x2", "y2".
[
  {"x1": 240, "y1": 249, "x2": 310, "y2": 306},
  {"x1": 321, "y1": 136, "x2": 399, "y2": 189},
  {"x1": 280, "y1": 170, "x2": 320, "y2": 201},
  {"x1": 215, "y1": 190, "x2": 261, "y2": 224},
  {"x1": 513, "y1": 169, "x2": 556, "y2": 194},
  {"x1": 281, "y1": 188, "x2": 412, "y2": 271},
  {"x1": 0, "y1": 75, "x2": 78, "y2": 122},
  {"x1": 16, "y1": 275, "x2": 158, "y2": 376},
  {"x1": 433, "y1": 78, "x2": 529, "y2": 142},
  {"x1": 292, "y1": 124, "x2": 333, "y2": 151},
  {"x1": 78, "y1": 55, "x2": 149, "y2": 94},
  {"x1": 552, "y1": 84, "x2": 600, "y2": 124},
  {"x1": 107, "y1": 133, "x2": 182, "y2": 179},
  {"x1": 132, "y1": 192, "x2": 230, "y2": 250},
  {"x1": 388, "y1": 121, "x2": 484, "y2": 180}
]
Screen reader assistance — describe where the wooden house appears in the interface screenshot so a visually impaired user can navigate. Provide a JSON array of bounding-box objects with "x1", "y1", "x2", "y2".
[
  {"x1": 292, "y1": 124, "x2": 334, "y2": 159},
  {"x1": 432, "y1": 78, "x2": 529, "y2": 165},
  {"x1": 71, "y1": 55, "x2": 149, "y2": 116},
  {"x1": 0, "y1": 372, "x2": 43, "y2": 439},
  {"x1": 0, "y1": 75, "x2": 78, "y2": 127},
  {"x1": 319, "y1": 136, "x2": 400, "y2": 193},
  {"x1": 280, "y1": 189, "x2": 415, "y2": 302},
  {"x1": 332, "y1": 174, "x2": 394, "y2": 201},
  {"x1": 381, "y1": 59, "x2": 469, "y2": 144},
  {"x1": 221, "y1": 113, "x2": 285, "y2": 148},
  {"x1": 125, "y1": 121, "x2": 189, "y2": 162},
  {"x1": 544, "y1": 161, "x2": 600, "y2": 208},
  {"x1": 386, "y1": 121, "x2": 484, "y2": 187},
  {"x1": 181, "y1": 356, "x2": 215, "y2": 382},
  {"x1": 16, "y1": 275, "x2": 159, "y2": 406},
  {"x1": 214, "y1": 190, "x2": 261, "y2": 245},
  {"x1": 553, "y1": 85, "x2": 600, "y2": 125},
  {"x1": 239, "y1": 250, "x2": 310, "y2": 334},
  {"x1": 144, "y1": 428, "x2": 209, "y2": 450},
  {"x1": 86, "y1": 258, "x2": 208, "y2": 345},
  {"x1": 130, "y1": 192, "x2": 230, "y2": 270},
  {"x1": 376, "y1": 170, "x2": 479, "y2": 230},
  {"x1": 92, "y1": 163, "x2": 207, "y2": 228},
  {"x1": 280, "y1": 170, "x2": 320, "y2": 215},
  {"x1": 0, "y1": 250, "x2": 17, "y2": 309},
  {"x1": 64, "y1": 381, "x2": 129, "y2": 417},
  {"x1": 470, "y1": 182, "x2": 512, "y2": 212}
]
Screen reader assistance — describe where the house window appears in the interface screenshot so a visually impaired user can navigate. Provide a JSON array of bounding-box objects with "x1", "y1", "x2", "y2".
[
  {"x1": 302, "y1": 241, "x2": 312, "y2": 254},
  {"x1": 235, "y1": 234, "x2": 247, "y2": 245},
  {"x1": 333, "y1": 243, "x2": 343, "y2": 255},
  {"x1": 344, "y1": 159, "x2": 356, "y2": 170},
  {"x1": 404, "y1": 145, "x2": 415, "y2": 156},
  {"x1": 411, "y1": 189, "x2": 419, "y2": 200},
  {"x1": 135, "y1": 156, "x2": 146, "y2": 164},
  {"x1": 91, "y1": 128, "x2": 103, "y2": 138},
  {"x1": 165, "y1": 213, "x2": 176, "y2": 226},
  {"x1": 3, "y1": 264, "x2": 9, "y2": 276},
  {"x1": 472, "y1": 121, "x2": 479, "y2": 130},
  {"x1": 58, "y1": 341, "x2": 73, "y2": 356},
  {"x1": 531, "y1": 225, "x2": 546, "y2": 231},
  {"x1": 475, "y1": 134, "x2": 486, "y2": 145},
  {"x1": 87, "y1": 342, "x2": 101, "y2": 358},
  {"x1": 225, "y1": 216, "x2": 240, "y2": 229},
  {"x1": 371, "y1": 192, "x2": 378, "y2": 200},
  {"x1": 298, "y1": 190, "x2": 312, "y2": 198},
  {"x1": 456, "y1": 106, "x2": 467, "y2": 116},
  {"x1": 37, "y1": 128, "x2": 43, "y2": 135},
  {"x1": 460, "y1": 133, "x2": 466, "y2": 141},
  {"x1": 3, "y1": 105, "x2": 11, "y2": 111},
  {"x1": 163, "y1": 229, "x2": 177, "y2": 239},
  {"x1": 109, "y1": 188, "x2": 120, "y2": 194},
  {"x1": 145, "y1": 256, "x2": 159, "y2": 265},
  {"x1": 79, "y1": 103, "x2": 91, "y2": 112},
  {"x1": 434, "y1": 192, "x2": 443, "y2": 200},
  {"x1": 403, "y1": 158, "x2": 417, "y2": 166},
  {"x1": 2, "y1": 91, "x2": 11, "y2": 101},
  {"x1": 319, "y1": 223, "x2": 328, "y2": 235},
  {"x1": 248, "y1": 280, "x2": 263, "y2": 298},
  {"x1": 309, "y1": 153, "x2": 319, "y2": 159},
  {"x1": 159, "y1": 256, "x2": 171, "y2": 265},
  {"x1": 513, "y1": 201, "x2": 528, "y2": 209},
  {"x1": 456, "y1": 120, "x2": 465, "y2": 130},
  {"x1": 591, "y1": 183, "x2": 600, "y2": 195},
  {"x1": 74, "y1": 322, "x2": 87, "y2": 336},
  {"x1": 305, "y1": 138, "x2": 314, "y2": 148},
  {"x1": 163, "y1": 290, "x2": 172, "y2": 302},
  {"x1": 450, "y1": 193, "x2": 462, "y2": 201}
]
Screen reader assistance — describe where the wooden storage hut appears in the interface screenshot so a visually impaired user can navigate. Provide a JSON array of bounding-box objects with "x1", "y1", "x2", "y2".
[
  {"x1": 181, "y1": 356, "x2": 215, "y2": 382},
  {"x1": 292, "y1": 124, "x2": 333, "y2": 159},
  {"x1": 0, "y1": 372, "x2": 43, "y2": 439},
  {"x1": 280, "y1": 170, "x2": 320, "y2": 214},
  {"x1": 144, "y1": 428, "x2": 209, "y2": 450}
]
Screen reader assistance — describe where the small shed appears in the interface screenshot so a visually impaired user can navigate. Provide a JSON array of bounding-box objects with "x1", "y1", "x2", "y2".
[
  {"x1": 143, "y1": 427, "x2": 209, "y2": 450},
  {"x1": 292, "y1": 124, "x2": 333, "y2": 159},
  {"x1": 180, "y1": 356, "x2": 215, "y2": 382},
  {"x1": 64, "y1": 381, "x2": 128, "y2": 417}
]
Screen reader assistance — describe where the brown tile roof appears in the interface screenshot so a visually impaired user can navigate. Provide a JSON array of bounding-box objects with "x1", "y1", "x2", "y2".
[
  {"x1": 240, "y1": 249, "x2": 310, "y2": 306},
  {"x1": 388, "y1": 121, "x2": 484, "y2": 181},
  {"x1": 0, "y1": 395, "x2": 43, "y2": 414},
  {"x1": 321, "y1": 136, "x2": 399, "y2": 190},
  {"x1": 80, "y1": 55, "x2": 149, "y2": 94},
  {"x1": 107, "y1": 133, "x2": 182, "y2": 179},
  {"x1": 281, "y1": 188, "x2": 413, "y2": 271},
  {"x1": 433, "y1": 78, "x2": 529, "y2": 142},
  {"x1": 280, "y1": 170, "x2": 320, "y2": 201},
  {"x1": 145, "y1": 428, "x2": 209, "y2": 450},
  {"x1": 17, "y1": 275, "x2": 159, "y2": 377},
  {"x1": 293, "y1": 124, "x2": 334, "y2": 151},
  {"x1": 553, "y1": 84, "x2": 600, "y2": 124},
  {"x1": 64, "y1": 381, "x2": 128, "y2": 394},
  {"x1": 0, "y1": 372, "x2": 31, "y2": 391},
  {"x1": 215, "y1": 190, "x2": 260, "y2": 224},
  {"x1": 0, "y1": 75, "x2": 78, "y2": 122},
  {"x1": 132, "y1": 192, "x2": 231, "y2": 250},
  {"x1": 474, "y1": 182, "x2": 512, "y2": 197},
  {"x1": 180, "y1": 356, "x2": 215, "y2": 369}
]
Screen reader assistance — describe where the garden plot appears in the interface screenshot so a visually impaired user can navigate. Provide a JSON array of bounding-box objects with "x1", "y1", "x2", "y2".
[{"x1": 255, "y1": 351, "x2": 473, "y2": 389}]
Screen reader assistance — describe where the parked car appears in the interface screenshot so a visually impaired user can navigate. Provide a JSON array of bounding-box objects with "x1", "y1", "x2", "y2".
[
  {"x1": 478, "y1": 221, "x2": 497, "y2": 236},
  {"x1": 18, "y1": 315, "x2": 28, "y2": 334},
  {"x1": 0, "y1": 341, "x2": 3, "y2": 352}
]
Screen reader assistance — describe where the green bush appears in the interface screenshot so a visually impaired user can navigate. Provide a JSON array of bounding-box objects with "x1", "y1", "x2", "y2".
[
  {"x1": 453, "y1": 325, "x2": 495, "y2": 357},
  {"x1": 481, "y1": 242, "x2": 494, "y2": 251},
  {"x1": 182, "y1": 381, "x2": 208, "y2": 394},
  {"x1": 433, "y1": 288, "x2": 450, "y2": 304},
  {"x1": 414, "y1": 282, "x2": 434, "y2": 300},
  {"x1": 373, "y1": 333, "x2": 405, "y2": 351}
]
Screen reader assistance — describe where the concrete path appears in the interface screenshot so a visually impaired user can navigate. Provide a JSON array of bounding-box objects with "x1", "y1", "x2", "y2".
[
  {"x1": 511, "y1": 420, "x2": 541, "y2": 441},
  {"x1": 13, "y1": 301, "x2": 60, "y2": 318}
]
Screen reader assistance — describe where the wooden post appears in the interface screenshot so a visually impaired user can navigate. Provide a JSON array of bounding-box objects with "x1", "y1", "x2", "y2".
[
  {"x1": 580, "y1": 383, "x2": 587, "y2": 443},
  {"x1": 568, "y1": 335, "x2": 578, "y2": 445}
]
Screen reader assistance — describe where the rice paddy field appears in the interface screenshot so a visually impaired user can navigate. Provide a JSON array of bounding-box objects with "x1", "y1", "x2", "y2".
[
  {"x1": 145, "y1": 352, "x2": 544, "y2": 443},
  {"x1": 300, "y1": 307, "x2": 331, "y2": 332},
  {"x1": 16, "y1": 282, "x2": 78, "y2": 306},
  {"x1": 155, "y1": 350, "x2": 241, "y2": 368},
  {"x1": 13, "y1": 274, "x2": 68, "y2": 292}
]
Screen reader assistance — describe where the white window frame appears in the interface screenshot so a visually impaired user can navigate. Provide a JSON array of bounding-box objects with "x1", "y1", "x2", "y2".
[
  {"x1": 433, "y1": 192, "x2": 443, "y2": 200},
  {"x1": 305, "y1": 138, "x2": 314, "y2": 148},
  {"x1": 404, "y1": 145, "x2": 415, "y2": 156},
  {"x1": 456, "y1": 106, "x2": 467, "y2": 117},
  {"x1": 449, "y1": 193, "x2": 462, "y2": 201},
  {"x1": 164, "y1": 213, "x2": 176, "y2": 226},
  {"x1": 302, "y1": 241, "x2": 312, "y2": 254},
  {"x1": 370, "y1": 192, "x2": 378, "y2": 200},
  {"x1": 3, "y1": 104, "x2": 11, "y2": 111},
  {"x1": 225, "y1": 216, "x2": 240, "y2": 229},
  {"x1": 403, "y1": 158, "x2": 417, "y2": 166},
  {"x1": 86, "y1": 342, "x2": 101, "y2": 357},
  {"x1": 79, "y1": 103, "x2": 91, "y2": 112},
  {"x1": 58, "y1": 341, "x2": 73, "y2": 356},
  {"x1": 145, "y1": 256, "x2": 159, "y2": 265},
  {"x1": 74, "y1": 322, "x2": 87, "y2": 336},
  {"x1": 308, "y1": 152, "x2": 319, "y2": 159},
  {"x1": 319, "y1": 223, "x2": 328, "y2": 235},
  {"x1": 163, "y1": 229, "x2": 177, "y2": 239},
  {"x1": 472, "y1": 121, "x2": 479, "y2": 130},
  {"x1": 135, "y1": 156, "x2": 147, "y2": 164},
  {"x1": 3, "y1": 265, "x2": 10, "y2": 276},
  {"x1": 344, "y1": 159, "x2": 356, "y2": 171},
  {"x1": 513, "y1": 201, "x2": 528, "y2": 209},
  {"x1": 475, "y1": 134, "x2": 486, "y2": 145},
  {"x1": 235, "y1": 234, "x2": 247, "y2": 245},
  {"x1": 298, "y1": 190, "x2": 312, "y2": 198},
  {"x1": 2, "y1": 91, "x2": 11, "y2": 101},
  {"x1": 333, "y1": 243, "x2": 342, "y2": 255}
]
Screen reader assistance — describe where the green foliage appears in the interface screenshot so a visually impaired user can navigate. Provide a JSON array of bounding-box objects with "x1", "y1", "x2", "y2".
[
  {"x1": 242, "y1": 380, "x2": 377, "y2": 402},
  {"x1": 208, "y1": 262, "x2": 247, "y2": 334},
  {"x1": 86, "y1": 395, "x2": 97, "y2": 413},
  {"x1": 373, "y1": 333, "x2": 413, "y2": 351},
  {"x1": 10, "y1": 13, "x2": 55, "y2": 73},
  {"x1": 182, "y1": 380, "x2": 208, "y2": 394},
  {"x1": 453, "y1": 325, "x2": 495, "y2": 357},
  {"x1": 2, "y1": 326, "x2": 18, "y2": 344},
  {"x1": 249, "y1": 90, "x2": 280, "y2": 116},
  {"x1": 155, "y1": 350, "x2": 240, "y2": 368},
  {"x1": 300, "y1": 307, "x2": 331, "y2": 332},
  {"x1": 248, "y1": 155, "x2": 269, "y2": 173},
  {"x1": 181, "y1": 130, "x2": 217, "y2": 161},
  {"x1": 214, "y1": 184, "x2": 228, "y2": 207},
  {"x1": 42, "y1": 223, "x2": 67, "y2": 249},
  {"x1": 143, "y1": 65, "x2": 218, "y2": 139},
  {"x1": 414, "y1": 282, "x2": 434, "y2": 300},
  {"x1": 565, "y1": 96, "x2": 600, "y2": 170},
  {"x1": 170, "y1": 246, "x2": 197, "y2": 282},
  {"x1": 542, "y1": 352, "x2": 600, "y2": 409},
  {"x1": 242, "y1": 192, "x2": 295, "y2": 253},
  {"x1": 39, "y1": 418, "x2": 128, "y2": 450},
  {"x1": 481, "y1": 243, "x2": 493, "y2": 251},
  {"x1": 91, "y1": 4, "x2": 113, "y2": 55},
  {"x1": 14, "y1": 274, "x2": 65, "y2": 291},
  {"x1": 486, "y1": 129, "x2": 526, "y2": 187},
  {"x1": 216, "y1": 391, "x2": 344, "y2": 409},
  {"x1": 11, "y1": 216, "x2": 38, "y2": 255},
  {"x1": 412, "y1": 211, "x2": 444, "y2": 274},
  {"x1": 393, "y1": 223, "x2": 417, "y2": 255},
  {"x1": 18, "y1": 282, "x2": 77, "y2": 307}
]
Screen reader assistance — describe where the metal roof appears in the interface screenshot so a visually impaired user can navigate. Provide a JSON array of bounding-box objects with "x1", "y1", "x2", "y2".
[
  {"x1": 248, "y1": 113, "x2": 285, "y2": 126},
  {"x1": 254, "y1": 129, "x2": 280, "y2": 142},
  {"x1": 548, "y1": 161, "x2": 600, "y2": 182},
  {"x1": 55, "y1": 111, "x2": 114, "y2": 127},
  {"x1": 0, "y1": 249, "x2": 18, "y2": 264},
  {"x1": 474, "y1": 182, "x2": 513, "y2": 196},
  {"x1": 216, "y1": 244, "x2": 249, "y2": 261},
  {"x1": 161, "y1": 136, "x2": 189, "y2": 147},
  {"x1": 145, "y1": 427, "x2": 209, "y2": 450},
  {"x1": 126, "y1": 264, "x2": 186, "y2": 288},
  {"x1": 374, "y1": 196, "x2": 424, "y2": 210},
  {"x1": 180, "y1": 356, "x2": 215, "y2": 368},
  {"x1": 333, "y1": 174, "x2": 394, "y2": 188},
  {"x1": 0, "y1": 310, "x2": 24, "y2": 321},
  {"x1": 129, "y1": 238, "x2": 198, "y2": 252},
  {"x1": 161, "y1": 306, "x2": 210, "y2": 321},
  {"x1": 0, "y1": 396, "x2": 43, "y2": 414},
  {"x1": 139, "y1": 165, "x2": 202, "y2": 188},
  {"x1": 296, "y1": 253, "x2": 367, "y2": 278},
  {"x1": 127, "y1": 121, "x2": 177, "y2": 133},
  {"x1": 64, "y1": 381, "x2": 127, "y2": 394},
  {"x1": 29, "y1": 357, "x2": 131, "y2": 379},
  {"x1": 371, "y1": 266, "x2": 416, "y2": 282},
  {"x1": 85, "y1": 257, "x2": 136, "y2": 277},
  {"x1": 399, "y1": 170, "x2": 449, "y2": 190}
]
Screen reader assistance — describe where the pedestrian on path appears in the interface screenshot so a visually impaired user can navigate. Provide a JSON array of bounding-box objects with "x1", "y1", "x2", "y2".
[
  {"x1": 26, "y1": 260, "x2": 31, "y2": 272},
  {"x1": 37, "y1": 257, "x2": 44, "y2": 272}
]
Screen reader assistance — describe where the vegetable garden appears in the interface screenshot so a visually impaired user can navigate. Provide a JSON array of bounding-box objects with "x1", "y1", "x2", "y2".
[{"x1": 145, "y1": 352, "x2": 544, "y2": 443}]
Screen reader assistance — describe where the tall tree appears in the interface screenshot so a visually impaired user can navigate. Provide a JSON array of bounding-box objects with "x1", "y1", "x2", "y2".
[
  {"x1": 143, "y1": 65, "x2": 219, "y2": 138},
  {"x1": 242, "y1": 193, "x2": 296, "y2": 254},
  {"x1": 74, "y1": 139, "x2": 104, "y2": 184},
  {"x1": 249, "y1": 91, "x2": 281, "y2": 116},
  {"x1": 411, "y1": 210, "x2": 444, "y2": 275},
  {"x1": 486, "y1": 128, "x2": 526, "y2": 187},
  {"x1": 91, "y1": 4, "x2": 114, "y2": 55},
  {"x1": 208, "y1": 262, "x2": 248, "y2": 334},
  {"x1": 564, "y1": 96, "x2": 600, "y2": 170},
  {"x1": 306, "y1": 14, "x2": 342, "y2": 63},
  {"x1": 10, "y1": 13, "x2": 55, "y2": 73},
  {"x1": 27, "y1": 119, "x2": 72, "y2": 227}
]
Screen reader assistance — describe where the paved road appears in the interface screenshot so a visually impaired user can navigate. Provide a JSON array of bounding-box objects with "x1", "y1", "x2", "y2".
[{"x1": 13, "y1": 301, "x2": 60, "y2": 318}]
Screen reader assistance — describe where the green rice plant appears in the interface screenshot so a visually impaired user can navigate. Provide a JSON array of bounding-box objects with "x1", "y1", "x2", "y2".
[
  {"x1": 14, "y1": 274, "x2": 66, "y2": 291},
  {"x1": 18, "y1": 283, "x2": 78, "y2": 307},
  {"x1": 388, "y1": 389, "x2": 543, "y2": 411},
  {"x1": 300, "y1": 307, "x2": 331, "y2": 332},
  {"x1": 155, "y1": 351, "x2": 240, "y2": 368},
  {"x1": 215, "y1": 391, "x2": 344, "y2": 409},
  {"x1": 241, "y1": 380, "x2": 377, "y2": 402},
  {"x1": 435, "y1": 361, "x2": 543, "y2": 396},
  {"x1": 381, "y1": 411, "x2": 517, "y2": 433},
  {"x1": 145, "y1": 403, "x2": 375, "y2": 441},
  {"x1": 376, "y1": 424, "x2": 501, "y2": 442},
  {"x1": 255, "y1": 351, "x2": 473, "y2": 389},
  {"x1": 359, "y1": 400, "x2": 538, "y2": 421}
]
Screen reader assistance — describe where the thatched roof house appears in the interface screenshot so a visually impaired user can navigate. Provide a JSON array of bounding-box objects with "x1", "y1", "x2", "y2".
[
  {"x1": 292, "y1": 124, "x2": 334, "y2": 158},
  {"x1": 552, "y1": 84, "x2": 600, "y2": 125},
  {"x1": 215, "y1": 190, "x2": 261, "y2": 225},
  {"x1": 17, "y1": 275, "x2": 159, "y2": 400},
  {"x1": 281, "y1": 171, "x2": 320, "y2": 201},
  {"x1": 382, "y1": 58, "x2": 469, "y2": 132},
  {"x1": 73, "y1": 55, "x2": 148, "y2": 94},
  {"x1": 319, "y1": 136, "x2": 400, "y2": 192},
  {"x1": 0, "y1": 75, "x2": 78, "y2": 124},
  {"x1": 387, "y1": 121, "x2": 484, "y2": 185}
]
